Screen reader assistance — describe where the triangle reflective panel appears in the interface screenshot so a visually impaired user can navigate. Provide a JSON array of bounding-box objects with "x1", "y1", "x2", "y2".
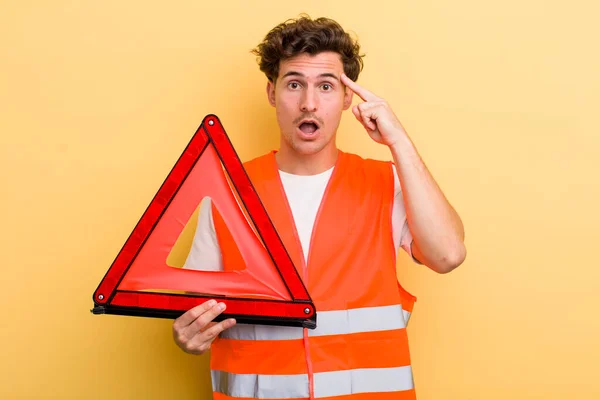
[{"x1": 91, "y1": 114, "x2": 317, "y2": 329}]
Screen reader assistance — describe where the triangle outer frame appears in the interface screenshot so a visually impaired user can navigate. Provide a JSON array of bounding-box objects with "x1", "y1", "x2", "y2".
[{"x1": 91, "y1": 114, "x2": 316, "y2": 329}]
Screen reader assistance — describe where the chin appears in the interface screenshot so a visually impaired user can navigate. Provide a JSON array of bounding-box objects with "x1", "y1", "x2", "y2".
[{"x1": 292, "y1": 142, "x2": 324, "y2": 156}]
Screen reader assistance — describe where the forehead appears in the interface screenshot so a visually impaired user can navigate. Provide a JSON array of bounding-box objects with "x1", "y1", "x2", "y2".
[{"x1": 278, "y1": 51, "x2": 343, "y2": 79}]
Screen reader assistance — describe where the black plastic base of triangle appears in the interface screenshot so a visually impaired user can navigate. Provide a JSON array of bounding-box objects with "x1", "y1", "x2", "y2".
[{"x1": 91, "y1": 305, "x2": 317, "y2": 329}]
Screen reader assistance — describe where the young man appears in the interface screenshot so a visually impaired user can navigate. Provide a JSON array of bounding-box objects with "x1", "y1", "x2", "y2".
[{"x1": 173, "y1": 16, "x2": 466, "y2": 399}]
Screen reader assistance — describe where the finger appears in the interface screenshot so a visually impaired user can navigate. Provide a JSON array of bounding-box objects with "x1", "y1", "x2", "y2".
[
  {"x1": 354, "y1": 110, "x2": 376, "y2": 132},
  {"x1": 352, "y1": 105, "x2": 360, "y2": 120},
  {"x1": 199, "y1": 321, "x2": 217, "y2": 333},
  {"x1": 353, "y1": 104, "x2": 377, "y2": 131},
  {"x1": 341, "y1": 73, "x2": 379, "y2": 102},
  {"x1": 174, "y1": 299, "x2": 217, "y2": 329},
  {"x1": 202, "y1": 318, "x2": 237, "y2": 342},
  {"x1": 186, "y1": 319, "x2": 237, "y2": 354},
  {"x1": 184, "y1": 302, "x2": 227, "y2": 338},
  {"x1": 360, "y1": 102, "x2": 385, "y2": 130},
  {"x1": 362, "y1": 115, "x2": 377, "y2": 131}
]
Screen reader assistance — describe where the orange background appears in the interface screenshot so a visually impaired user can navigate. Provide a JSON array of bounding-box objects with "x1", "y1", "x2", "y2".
[{"x1": 1, "y1": 1, "x2": 599, "y2": 399}]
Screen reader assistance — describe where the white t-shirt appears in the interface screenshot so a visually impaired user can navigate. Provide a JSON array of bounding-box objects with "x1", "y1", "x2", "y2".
[{"x1": 183, "y1": 164, "x2": 416, "y2": 271}]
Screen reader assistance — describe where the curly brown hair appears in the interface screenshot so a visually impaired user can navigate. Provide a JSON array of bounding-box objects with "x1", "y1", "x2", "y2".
[{"x1": 251, "y1": 15, "x2": 364, "y2": 83}]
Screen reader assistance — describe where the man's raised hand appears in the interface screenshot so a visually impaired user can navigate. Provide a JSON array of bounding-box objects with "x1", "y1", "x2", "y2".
[{"x1": 341, "y1": 73, "x2": 408, "y2": 147}]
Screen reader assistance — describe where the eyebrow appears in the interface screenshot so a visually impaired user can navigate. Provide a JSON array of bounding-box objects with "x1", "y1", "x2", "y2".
[{"x1": 281, "y1": 71, "x2": 340, "y2": 81}]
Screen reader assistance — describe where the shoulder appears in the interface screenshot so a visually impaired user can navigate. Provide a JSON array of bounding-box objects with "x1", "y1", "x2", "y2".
[
  {"x1": 342, "y1": 151, "x2": 394, "y2": 179},
  {"x1": 242, "y1": 151, "x2": 275, "y2": 173},
  {"x1": 242, "y1": 151, "x2": 273, "y2": 166}
]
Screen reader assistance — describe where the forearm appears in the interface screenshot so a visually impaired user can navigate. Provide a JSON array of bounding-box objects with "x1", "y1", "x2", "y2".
[{"x1": 390, "y1": 135, "x2": 466, "y2": 273}]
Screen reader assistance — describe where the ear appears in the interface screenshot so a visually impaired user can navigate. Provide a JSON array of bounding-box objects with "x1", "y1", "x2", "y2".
[
  {"x1": 266, "y1": 80, "x2": 276, "y2": 107},
  {"x1": 343, "y1": 86, "x2": 353, "y2": 110}
]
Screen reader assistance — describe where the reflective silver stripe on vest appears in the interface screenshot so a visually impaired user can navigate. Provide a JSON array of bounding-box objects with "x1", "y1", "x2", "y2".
[
  {"x1": 220, "y1": 323, "x2": 304, "y2": 340},
  {"x1": 309, "y1": 304, "x2": 406, "y2": 337},
  {"x1": 211, "y1": 370, "x2": 309, "y2": 399},
  {"x1": 212, "y1": 367, "x2": 414, "y2": 398},
  {"x1": 403, "y1": 309, "x2": 412, "y2": 325},
  {"x1": 221, "y1": 304, "x2": 407, "y2": 341},
  {"x1": 314, "y1": 366, "x2": 414, "y2": 398}
]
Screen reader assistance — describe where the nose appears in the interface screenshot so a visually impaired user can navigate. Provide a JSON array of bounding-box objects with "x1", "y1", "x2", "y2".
[{"x1": 300, "y1": 87, "x2": 318, "y2": 112}]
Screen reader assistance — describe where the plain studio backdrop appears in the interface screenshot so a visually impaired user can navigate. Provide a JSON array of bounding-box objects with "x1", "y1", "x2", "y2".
[{"x1": 1, "y1": 1, "x2": 598, "y2": 399}]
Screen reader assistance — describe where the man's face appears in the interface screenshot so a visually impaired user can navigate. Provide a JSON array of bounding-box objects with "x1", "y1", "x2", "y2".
[{"x1": 267, "y1": 51, "x2": 353, "y2": 156}]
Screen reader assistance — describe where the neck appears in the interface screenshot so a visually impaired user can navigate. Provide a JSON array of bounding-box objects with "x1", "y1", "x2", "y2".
[{"x1": 275, "y1": 143, "x2": 339, "y2": 175}]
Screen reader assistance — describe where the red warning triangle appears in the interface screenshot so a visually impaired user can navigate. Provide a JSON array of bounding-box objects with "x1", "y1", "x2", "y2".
[{"x1": 91, "y1": 114, "x2": 316, "y2": 329}]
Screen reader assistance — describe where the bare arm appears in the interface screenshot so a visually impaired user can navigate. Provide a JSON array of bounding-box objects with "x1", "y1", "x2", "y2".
[
  {"x1": 390, "y1": 136, "x2": 465, "y2": 273},
  {"x1": 341, "y1": 73, "x2": 466, "y2": 274}
]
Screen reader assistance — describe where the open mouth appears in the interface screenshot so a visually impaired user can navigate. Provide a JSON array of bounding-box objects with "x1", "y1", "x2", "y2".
[{"x1": 298, "y1": 120, "x2": 320, "y2": 135}]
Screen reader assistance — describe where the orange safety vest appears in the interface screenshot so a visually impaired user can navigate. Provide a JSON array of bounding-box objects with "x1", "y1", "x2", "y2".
[{"x1": 210, "y1": 150, "x2": 417, "y2": 400}]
